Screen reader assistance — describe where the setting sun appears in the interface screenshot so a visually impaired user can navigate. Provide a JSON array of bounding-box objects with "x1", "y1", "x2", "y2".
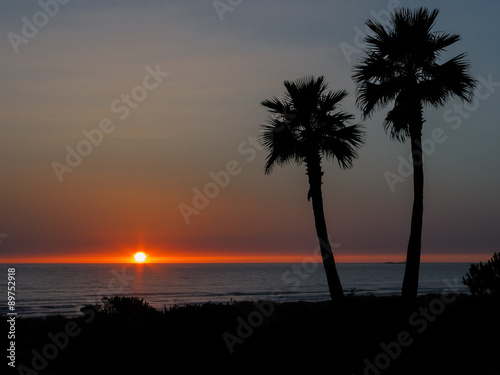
[{"x1": 134, "y1": 252, "x2": 147, "y2": 263}]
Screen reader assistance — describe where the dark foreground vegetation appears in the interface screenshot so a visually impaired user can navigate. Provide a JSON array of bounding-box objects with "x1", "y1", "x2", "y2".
[{"x1": 4, "y1": 294, "x2": 499, "y2": 375}]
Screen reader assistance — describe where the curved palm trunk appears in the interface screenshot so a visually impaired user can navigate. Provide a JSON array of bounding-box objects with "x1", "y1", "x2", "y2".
[
  {"x1": 306, "y1": 156, "x2": 345, "y2": 302},
  {"x1": 401, "y1": 118, "x2": 424, "y2": 304}
]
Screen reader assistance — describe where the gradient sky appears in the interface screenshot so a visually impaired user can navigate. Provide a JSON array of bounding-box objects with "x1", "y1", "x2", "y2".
[{"x1": 0, "y1": 0, "x2": 499, "y2": 263}]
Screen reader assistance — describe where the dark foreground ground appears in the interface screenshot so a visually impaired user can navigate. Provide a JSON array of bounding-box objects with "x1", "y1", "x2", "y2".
[{"x1": 3, "y1": 294, "x2": 500, "y2": 375}]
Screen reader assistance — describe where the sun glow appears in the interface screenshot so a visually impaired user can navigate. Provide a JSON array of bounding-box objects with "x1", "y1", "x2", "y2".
[{"x1": 134, "y1": 252, "x2": 147, "y2": 263}]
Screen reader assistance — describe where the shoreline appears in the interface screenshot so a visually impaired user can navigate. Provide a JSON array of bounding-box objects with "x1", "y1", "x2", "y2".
[{"x1": 1, "y1": 289, "x2": 473, "y2": 320}]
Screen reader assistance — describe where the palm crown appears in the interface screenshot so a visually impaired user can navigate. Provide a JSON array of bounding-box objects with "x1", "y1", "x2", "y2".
[
  {"x1": 260, "y1": 76, "x2": 364, "y2": 174},
  {"x1": 353, "y1": 8, "x2": 475, "y2": 141}
]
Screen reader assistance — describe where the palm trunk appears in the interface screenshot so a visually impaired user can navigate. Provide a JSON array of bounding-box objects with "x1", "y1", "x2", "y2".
[
  {"x1": 401, "y1": 119, "x2": 424, "y2": 304},
  {"x1": 306, "y1": 156, "x2": 344, "y2": 302}
]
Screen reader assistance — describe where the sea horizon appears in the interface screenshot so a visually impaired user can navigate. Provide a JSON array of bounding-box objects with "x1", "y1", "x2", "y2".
[
  {"x1": 1, "y1": 263, "x2": 471, "y2": 318},
  {"x1": 0, "y1": 261, "x2": 476, "y2": 264}
]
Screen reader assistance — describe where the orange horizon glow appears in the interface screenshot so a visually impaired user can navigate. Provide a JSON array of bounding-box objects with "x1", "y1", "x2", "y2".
[{"x1": 0, "y1": 251, "x2": 493, "y2": 264}]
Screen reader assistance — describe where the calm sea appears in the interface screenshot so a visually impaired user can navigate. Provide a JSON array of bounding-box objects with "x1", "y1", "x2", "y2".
[{"x1": 0, "y1": 263, "x2": 471, "y2": 317}]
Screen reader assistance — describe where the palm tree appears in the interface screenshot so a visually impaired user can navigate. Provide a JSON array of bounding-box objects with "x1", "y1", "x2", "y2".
[
  {"x1": 353, "y1": 8, "x2": 476, "y2": 303},
  {"x1": 260, "y1": 76, "x2": 364, "y2": 301}
]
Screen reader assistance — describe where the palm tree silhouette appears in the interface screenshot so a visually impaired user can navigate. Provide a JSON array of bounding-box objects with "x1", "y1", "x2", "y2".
[
  {"x1": 260, "y1": 76, "x2": 364, "y2": 301},
  {"x1": 353, "y1": 8, "x2": 476, "y2": 303}
]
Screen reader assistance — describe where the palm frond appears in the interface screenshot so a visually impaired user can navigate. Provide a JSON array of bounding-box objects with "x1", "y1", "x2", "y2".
[
  {"x1": 321, "y1": 124, "x2": 366, "y2": 169},
  {"x1": 261, "y1": 96, "x2": 285, "y2": 114},
  {"x1": 430, "y1": 32, "x2": 461, "y2": 53},
  {"x1": 259, "y1": 119, "x2": 301, "y2": 174},
  {"x1": 383, "y1": 104, "x2": 412, "y2": 142},
  {"x1": 420, "y1": 53, "x2": 476, "y2": 107}
]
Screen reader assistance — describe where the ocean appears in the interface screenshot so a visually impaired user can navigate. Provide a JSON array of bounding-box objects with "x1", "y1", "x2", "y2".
[{"x1": 0, "y1": 263, "x2": 471, "y2": 317}]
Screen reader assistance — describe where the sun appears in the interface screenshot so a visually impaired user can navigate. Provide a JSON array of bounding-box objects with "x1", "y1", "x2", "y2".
[{"x1": 134, "y1": 252, "x2": 147, "y2": 263}]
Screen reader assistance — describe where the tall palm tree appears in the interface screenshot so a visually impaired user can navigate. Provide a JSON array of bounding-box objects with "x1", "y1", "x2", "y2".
[
  {"x1": 353, "y1": 8, "x2": 476, "y2": 303},
  {"x1": 260, "y1": 76, "x2": 364, "y2": 301}
]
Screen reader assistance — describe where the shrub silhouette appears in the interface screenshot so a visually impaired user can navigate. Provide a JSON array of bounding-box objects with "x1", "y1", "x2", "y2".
[
  {"x1": 81, "y1": 296, "x2": 158, "y2": 317},
  {"x1": 462, "y1": 252, "x2": 500, "y2": 297}
]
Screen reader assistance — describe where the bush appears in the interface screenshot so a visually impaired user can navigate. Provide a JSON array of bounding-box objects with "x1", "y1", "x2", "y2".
[
  {"x1": 462, "y1": 252, "x2": 500, "y2": 297},
  {"x1": 80, "y1": 296, "x2": 158, "y2": 317}
]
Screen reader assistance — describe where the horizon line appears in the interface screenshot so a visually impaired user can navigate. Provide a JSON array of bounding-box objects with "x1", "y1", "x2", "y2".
[
  {"x1": 0, "y1": 261, "x2": 477, "y2": 264},
  {"x1": 0, "y1": 252, "x2": 492, "y2": 264}
]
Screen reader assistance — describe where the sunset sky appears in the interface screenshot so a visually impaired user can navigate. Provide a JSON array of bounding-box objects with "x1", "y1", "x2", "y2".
[{"x1": 0, "y1": 0, "x2": 499, "y2": 263}]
